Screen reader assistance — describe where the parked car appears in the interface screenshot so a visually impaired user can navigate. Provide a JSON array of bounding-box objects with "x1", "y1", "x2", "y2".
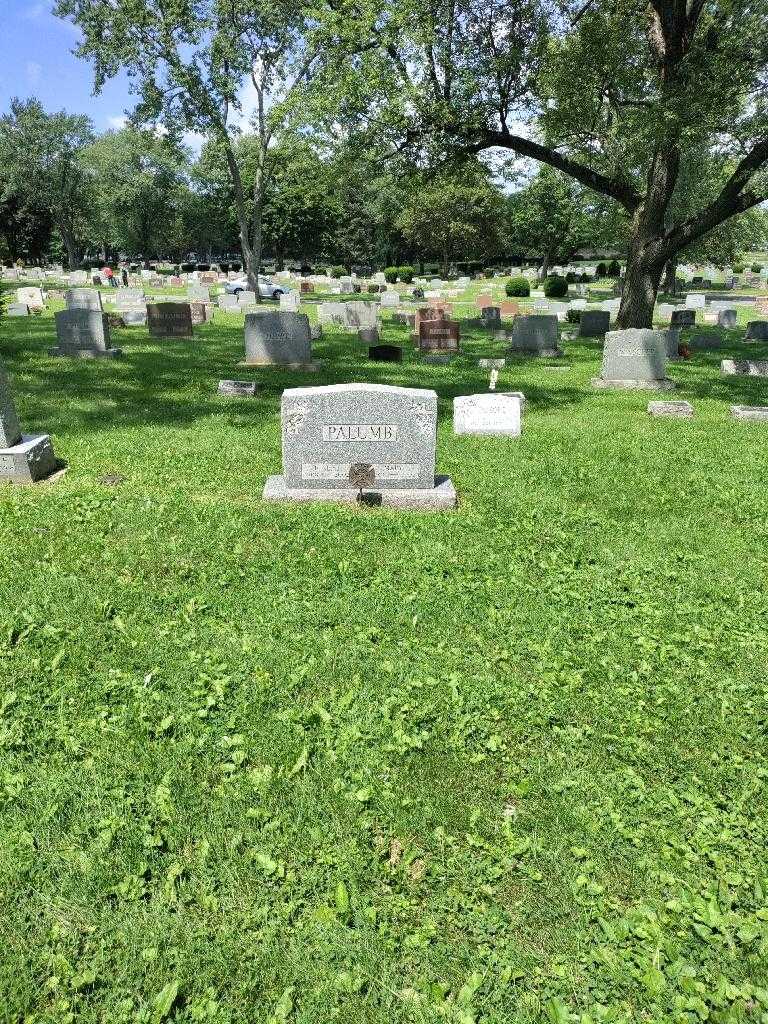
[{"x1": 224, "y1": 276, "x2": 288, "y2": 299}]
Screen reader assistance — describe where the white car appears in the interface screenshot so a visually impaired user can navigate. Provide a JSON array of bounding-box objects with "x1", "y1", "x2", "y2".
[{"x1": 224, "y1": 276, "x2": 287, "y2": 299}]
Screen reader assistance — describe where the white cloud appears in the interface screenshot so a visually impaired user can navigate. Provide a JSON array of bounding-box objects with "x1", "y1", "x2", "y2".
[
  {"x1": 182, "y1": 130, "x2": 205, "y2": 154},
  {"x1": 26, "y1": 61, "x2": 42, "y2": 86},
  {"x1": 107, "y1": 115, "x2": 128, "y2": 130}
]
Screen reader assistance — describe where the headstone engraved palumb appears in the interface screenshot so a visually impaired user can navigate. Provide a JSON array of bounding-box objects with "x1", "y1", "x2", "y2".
[
  {"x1": 591, "y1": 329, "x2": 674, "y2": 389},
  {"x1": 0, "y1": 360, "x2": 59, "y2": 482},
  {"x1": 242, "y1": 311, "x2": 320, "y2": 370},
  {"x1": 51, "y1": 309, "x2": 122, "y2": 358},
  {"x1": 263, "y1": 383, "x2": 457, "y2": 509},
  {"x1": 147, "y1": 302, "x2": 194, "y2": 338}
]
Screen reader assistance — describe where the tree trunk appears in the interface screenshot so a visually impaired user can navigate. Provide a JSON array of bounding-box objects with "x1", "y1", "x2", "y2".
[
  {"x1": 539, "y1": 241, "x2": 556, "y2": 282},
  {"x1": 251, "y1": 169, "x2": 264, "y2": 304},
  {"x1": 663, "y1": 258, "x2": 677, "y2": 295},
  {"x1": 616, "y1": 234, "x2": 665, "y2": 329},
  {"x1": 222, "y1": 140, "x2": 256, "y2": 293},
  {"x1": 58, "y1": 217, "x2": 79, "y2": 270}
]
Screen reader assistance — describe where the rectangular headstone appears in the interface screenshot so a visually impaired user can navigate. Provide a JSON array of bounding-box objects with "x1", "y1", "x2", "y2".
[
  {"x1": 52, "y1": 309, "x2": 119, "y2": 357},
  {"x1": 190, "y1": 302, "x2": 208, "y2": 325},
  {"x1": 17, "y1": 286, "x2": 44, "y2": 309},
  {"x1": 730, "y1": 405, "x2": 768, "y2": 421},
  {"x1": 65, "y1": 287, "x2": 103, "y2": 311},
  {"x1": 578, "y1": 309, "x2": 610, "y2": 337},
  {"x1": 218, "y1": 380, "x2": 259, "y2": 398},
  {"x1": 453, "y1": 393, "x2": 521, "y2": 436},
  {"x1": 418, "y1": 319, "x2": 460, "y2": 353},
  {"x1": 592, "y1": 329, "x2": 672, "y2": 388},
  {"x1": 147, "y1": 302, "x2": 194, "y2": 338},
  {"x1": 264, "y1": 383, "x2": 456, "y2": 508},
  {"x1": 243, "y1": 311, "x2": 318, "y2": 369},
  {"x1": 648, "y1": 400, "x2": 694, "y2": 418},
  {"x1": 509, "y1": 315, "x2": 562, "y2": 356},
  {"x1": 6, "y1": 304, "x2": 28, "y2": 317},
  {"x1": 188, "y1": 284, "x2": 210, "y2": 302},
  {"x1": 721, "y1": 359, "x2": 768, "y2": 376}
]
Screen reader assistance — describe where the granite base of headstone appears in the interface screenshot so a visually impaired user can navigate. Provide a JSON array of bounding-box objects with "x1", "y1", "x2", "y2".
[
  {"x1": 218, "y1": 380, "x2": 259, "y2": 398},
  {"x1": 0, "y1": 361, "x2": 60, "y2": 483},
  {"x1": 730, "y1": 405, "x2": 768, "y2": 421},
  {"x1": 263, "y1": 383, "x2": 457, "y2": 510},
  {"x1": 369, "y1": 344, "x2": 402, "y2": 363},
  {"x1": 648, "y1": 400, "x2": 694, "y2": 418},
  {"x1": 453, "y1": 393, "x2": 522, "y2": 436},
  {"x1": 721, "y1": 358, "x2": 768, "y2": 377},
  {"x1": 242, "y1": 311, "x2": 320, "y2": 370},
  {"x1": 591, "y1": 329, "x2": 674, "y2": 389}
]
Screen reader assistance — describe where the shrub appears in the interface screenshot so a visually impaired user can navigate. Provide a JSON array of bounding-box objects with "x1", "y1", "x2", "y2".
[
  {"x1": 596, "y1": 262, "x2": 607, "y2": 278},
  {"x1": 505, "y1": 276, "x2": 530, "y2": 297},
  {"x1": 565, "y1": 271, "x2": 577, "y2": 283},
  {"x1": 607, "y1": 260, "x2": 621, "y2": 277},
  {"x1": 566, "y1": 308, "x2": 582, "y2": 324},
  {"x1": 398, "y1": 265, "x2": 415, "y2": 284},
  {"x1": 733, "y1": 263, "x2": 745, "y2": 274},
  {"x1": 751, "y1": 263, "x2": 762, "y2": 273},
  {"x1": 543, "y1": 274, "x2": 568, "y2": 298},
  {"x1": 484, "y1": 268, "x2": 495, "y2": 278},
  {"x1": 580, "y1": 272, "x2": 591, "y2": 283},
  {"x1": 330, "y1": 266, "x2": 346, "y2": 279},
  {"x1": 383, "y1": 266, "x2": 399, "y2": 283}
]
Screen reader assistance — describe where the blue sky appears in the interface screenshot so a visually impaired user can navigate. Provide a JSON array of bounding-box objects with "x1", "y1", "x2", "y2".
[{"x1": 0, "y1": 0, "x2": 133, "y2": 130}]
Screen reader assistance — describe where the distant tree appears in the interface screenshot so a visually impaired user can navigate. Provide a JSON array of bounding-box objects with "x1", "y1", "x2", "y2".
[
  {"x1": 0, "y1": 98, "x2": 94, "y2": 268},
  {"x1": 505, "y1": 166, "x2": 624, "y2": 280},
  {"x1": 57, "y1": 0, "x2": 324, "y2": 297},
  {"x1": 82, "y1": 127, "x2": 189, "y2": 262},
  {"x1": 0, "y1": 194, "x2": 52, "y2": 265},
  {"x1": 396, "y1": 163, "x2": 505, "y2": 276}
]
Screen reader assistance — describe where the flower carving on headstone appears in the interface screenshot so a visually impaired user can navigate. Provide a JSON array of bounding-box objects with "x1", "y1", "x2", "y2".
[
  {"x1": 284, "y1": 405, "x2": 308, "y2": 436},
  {"x1": 411, "y1": 402, "x2": 432, "y2": 436}
]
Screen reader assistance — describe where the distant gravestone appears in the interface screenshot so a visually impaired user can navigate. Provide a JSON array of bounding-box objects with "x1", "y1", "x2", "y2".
[
  {"x1": 219, "y1": 294, "x2": 239, "y2": 311},
  {"x1": 369, "y1": 344, "x2": 402, "y2": 363},
  {"x1": 685, "y1": 293, "x2": 706, "y2": 309},
  {"x1": 280, "y1": 291, "x2": 300, "y2": 311},
  {"x1": 500, "y1": 301, "x2": 519, "y2": 319},
  {"x1": 0, "y1": 360, "x2": 58, "y2": 482},
  {"x1": 263, "y1": 383, "x2": 457, "y2": 509},
  {"x1": 188, "y1": 283, "x2": 210, "y2": 302},
  {"x1": 716, "y1": 309, "x2": 737, "y2": 328},
  {"x1": 243, "y1": 311, "x2": 319, "y2": 370},
  {"x1": 744, "y1": 321, "x2": 768, "y2": 342},
  {"x1": 6, "y1": 304, "x2": 28, "y2": 317},
  {"x1": 65, "y1": 287, "x2": 103, "y2": 311},
  {"x1": 648, "y1": 400, "x2": 694, "y2": 418},
  {"x1": 189, "y1": 302, "x2": 208, "y2": 325},
  {"x1": 592, "y1": 329, "x2": 673, "y2": 389},
  {"x1": 237, "y1": 290, "x2": 257, "y2": 306},
  {"x1": 218, "y1": 379, "x2": 259, "y2": 398},
  {"x1": 418, "y1": 319, "x2": 460, "y2": 354},
  {"x1": 481, "y1": 306, "x2": 501, "y2": 327},
  {"x1": 671, "y1": 308, "x2": 696, "y2": 327},
  {"x1": 17, "y1": 286, "x2": 44, "y2": 309},
  {"x1": 51, "y1": 309, "x2": 121, "y2": 358},
  {"x1": 453, "y1": 393, "x2": 522, "y2": 436},
  {"x1": 358, "y1": 327, "x2": 379, "y2": 346},
  {"x1": 509, "y1": 315, "x2": 562, "y2": 357},
  {"x1": 147, "y1": 302, "x2": 194, "y2": 338},
  {"x1": 380, "y1": 291, "x2": 400, "y2": 308},
  {"x1": 578, "y1": 309, "x2": 610, "y2": 337},
  {"x1": 721, "y1": 358, "x2": 768, "y2": 376},
  {"x1": 731, "y1": 405, "x2": 768, "y2": 421},
  {"x1": 344, "y1": 301, "x2": 377, "y2": 330},
  {"x1": 121, "y1": 309, "x2": 147, "y2": 327},
  {"x1": 689, "y1": 332, "x2": 722, "y2": 350}
]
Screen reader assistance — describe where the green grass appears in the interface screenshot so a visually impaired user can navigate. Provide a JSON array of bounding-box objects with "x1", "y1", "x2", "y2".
[{"x1": 1, "y1": 282, "x2": 768, "y2": 1024}]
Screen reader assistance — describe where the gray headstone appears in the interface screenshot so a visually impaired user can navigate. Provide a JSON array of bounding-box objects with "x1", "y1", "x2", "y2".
[
  {"x1": 721, "y1": 359, "x2": 768, "y2": 376},
  {"x1": 689, "y1": 332, "x2": 722, "y2": 350},
  {"x1": 717, "y1": 309, "x2": 737, "y2": 329},
  {"x1": 52, "y1": 309, "x2": 119, "y2": 358},
  {"x1": 453, "y1": 393, "x2": 522, "y2": 436},
  {"x1": 238, "y1": 291, "x2": 257, "y2": 306},
  {"x1": 147, "y1": 302, "x2": 193, "y2": 338},
  {"x1": 188, "y1": 284, "x2": 210, "y2": 302},
  {"x1": 648, "y1": 400, "x2": 694, "y2": 418},
  {"x1": 592, "y1": 329, "x2": 673, "y2": 389},
  {"x1": 6, "y1": 304, "x2": 28, "y2": 317},
  {"x1": 218, "y1": 294, "x2": 239, "y2": 310},
  {"x1": 480, "y1": 306, "x2": 501, "y2": 326},
  {"x1": 730, "y1": 405, "x2": 768, "y2": 421},
  {"x1": 0, "y1": 360, "x2": 57, "y2": 482},
  {"x1": 263, "y1": 383, "x2": 455, "y2": 508},
  {"x1": 744, "y1": 321, "x2": 768, "y2": 342},
  {"x1": 578, "y1": 309, "x2": 610, "y2": 337},
  {"x1": 671, "y1": 308, "x2": 696, "y2": 327},
  {"x1": 65, "y1": 288, "x2": 102, "y2": 311},
  {"x1": 243, "y1": 312, "x2": 318, "y2": 369},
  {"x1": 218, "y1": 380, "x2": 259, "y2": 398},
  {"x1": 509, "y1": 315, "x2": 562, "y2": 356}
]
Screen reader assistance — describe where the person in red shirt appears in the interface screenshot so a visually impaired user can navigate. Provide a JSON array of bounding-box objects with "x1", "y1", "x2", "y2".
[{"x1": 102, "y1": 266, "x2": 117, "y2": 288}]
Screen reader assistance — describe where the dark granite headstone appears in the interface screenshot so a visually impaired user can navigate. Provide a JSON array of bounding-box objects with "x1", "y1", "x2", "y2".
[
  {"x1": 671, "y1": 308, "x2": 696, "y2": 327},
  {"x1": 147, "y1": 302, "x2": 194, "y2": 338},
  {"x1": 369, "y1": 344, "x2": 403, "y2": 363}
]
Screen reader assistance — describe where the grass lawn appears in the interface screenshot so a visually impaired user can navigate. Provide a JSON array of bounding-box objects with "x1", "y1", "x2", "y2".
[{"x1": 1, "y1": 282, "x2": 767, "y2": 1024}]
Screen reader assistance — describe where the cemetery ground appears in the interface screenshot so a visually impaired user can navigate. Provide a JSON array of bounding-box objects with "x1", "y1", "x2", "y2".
[{"x1": 1, "y1": 282, "x2": 768, "y2": 1024}]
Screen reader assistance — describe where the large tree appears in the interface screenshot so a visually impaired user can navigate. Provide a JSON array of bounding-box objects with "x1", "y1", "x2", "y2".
[
  {"x1": 56, "y1": 0, "x2": 322, "y2": 297},
  {"x1": 0, "y1": 98, "x2": 94, "y2": 269},
  {"x1": 313, "y1": 0, "x2": 768, "y2": 327}
]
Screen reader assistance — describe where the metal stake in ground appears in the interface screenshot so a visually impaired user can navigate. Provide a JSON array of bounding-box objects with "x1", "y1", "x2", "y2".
[
  {"x1": 489, "y1": 368, "x2": 499, "y2": 391},
  {"x1": 349, "y1": 462, "x2": 376, "y2": 502}
]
